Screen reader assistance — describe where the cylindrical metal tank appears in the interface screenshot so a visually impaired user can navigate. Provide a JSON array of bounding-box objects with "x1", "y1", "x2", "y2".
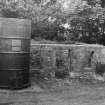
[{"x1": 0, "y1": 18, "x2": 31, "y2": 89}]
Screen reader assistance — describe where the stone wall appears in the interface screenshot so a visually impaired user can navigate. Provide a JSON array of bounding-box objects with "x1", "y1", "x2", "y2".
[{"x1": 30, "y1": 42, "x2": 105, "y2": 79}]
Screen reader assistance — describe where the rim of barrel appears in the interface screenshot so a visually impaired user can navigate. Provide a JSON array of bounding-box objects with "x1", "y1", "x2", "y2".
[{"x1": 0, "y1": 17, "x2": 31, "y2": 22}]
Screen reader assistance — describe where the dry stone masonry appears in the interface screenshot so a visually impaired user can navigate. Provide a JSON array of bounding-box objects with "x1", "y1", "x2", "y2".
[{"x1": 31, "y1": 42, "x2": 105, "y2": 80}]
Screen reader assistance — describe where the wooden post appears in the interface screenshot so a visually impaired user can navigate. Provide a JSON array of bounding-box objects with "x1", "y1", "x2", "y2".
[{"x1": 68, "y1": 48, "x2": 72, "y2": 77}]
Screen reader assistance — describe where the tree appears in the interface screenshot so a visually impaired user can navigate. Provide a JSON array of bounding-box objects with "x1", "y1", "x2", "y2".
[{"x1": 0, "y1": 0, "x2": 105, "y2": 45}]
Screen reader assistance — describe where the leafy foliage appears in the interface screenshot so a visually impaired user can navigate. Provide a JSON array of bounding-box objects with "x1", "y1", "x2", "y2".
[{"x1": 0, "y1": 0, "x2": 105, "y2": 45}]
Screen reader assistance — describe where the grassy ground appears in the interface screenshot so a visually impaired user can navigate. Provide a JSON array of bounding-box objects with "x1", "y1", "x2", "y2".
[{"x1": 0, "y1": 73, "x2": 105, "y2": 105}]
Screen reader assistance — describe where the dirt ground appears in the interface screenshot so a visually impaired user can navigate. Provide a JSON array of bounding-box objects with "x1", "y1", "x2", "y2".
[{"x1": 0, "y1": 76, "x2": 105, "y2": 105}]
